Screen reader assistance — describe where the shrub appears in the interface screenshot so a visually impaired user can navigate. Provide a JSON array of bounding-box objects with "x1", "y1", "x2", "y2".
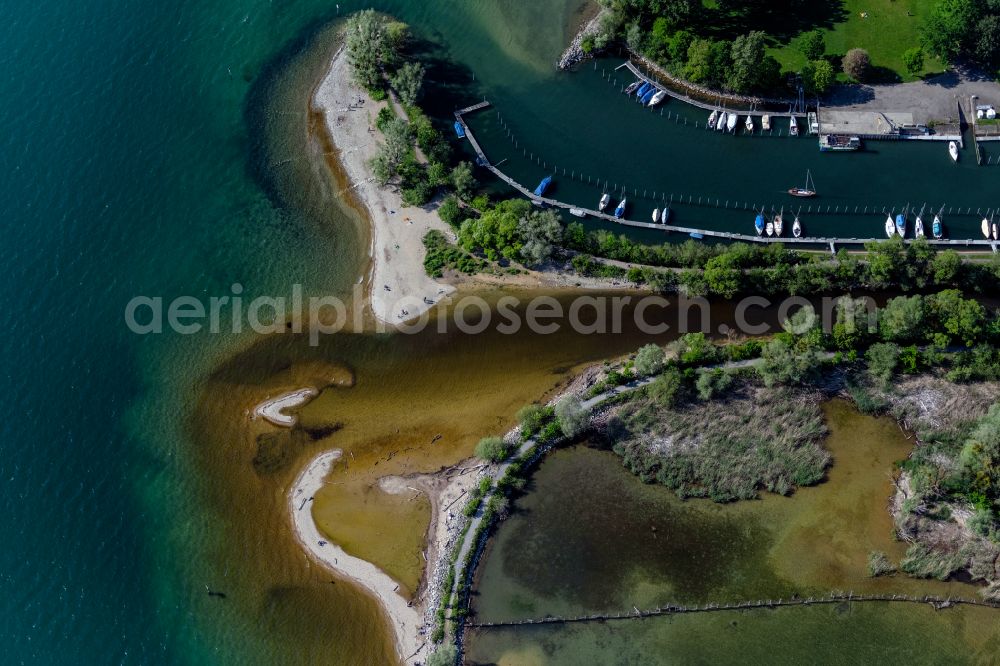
[
  {"x1": 474, "y1": 436, "x2": 511, "y2": 462},
  {"x1": 867, "y1": 551, "x2": 895, "y2": 577},
  {"x1": 648, "y1": 368, "x2": 683, "y2": 407},
  {"x1": 634, "y1": 343, "x2": 666, "y2": 376},
  {"x1": 555, "y1": 395, "x2": 589, "y2": 437},
  {"x1": 842, "y1": 48, "x2": 870, "y2": 81},
  {"x1": 375, "y1": 106, "x2": 395, "y2": 132},
  {"x1": 516, "y1": 404, "x2": 549, "y2": 438},
  {"x1": 903, "y1": 47, "x2": 925, "y2": 76},
  {"x1": 426, "y1": 644, "x2": 457, "y2": 666}
]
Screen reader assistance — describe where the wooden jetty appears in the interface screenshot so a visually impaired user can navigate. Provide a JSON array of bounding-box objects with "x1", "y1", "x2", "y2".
[{"x1": 454, "y1": 103, "x2": 997, "y2": 250}]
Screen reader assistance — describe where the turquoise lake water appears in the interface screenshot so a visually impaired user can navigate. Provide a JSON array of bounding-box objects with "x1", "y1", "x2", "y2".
[{"x1": 4, "y1": 0, "x2": 997, "y2": 662}]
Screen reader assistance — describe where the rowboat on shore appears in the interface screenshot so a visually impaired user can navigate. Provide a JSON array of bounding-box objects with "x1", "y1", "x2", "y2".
[
  {"x1": 599, "y1": 193, "x2": 610, "y2": 211},
  {"x1": 949, "y1": 141, "x2": 959, "y2": 162}
]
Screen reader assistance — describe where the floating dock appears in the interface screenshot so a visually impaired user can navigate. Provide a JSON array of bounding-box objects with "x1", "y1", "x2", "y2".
[{"x1": 454, "y1": 103, "x2": 997, "y2": 250}]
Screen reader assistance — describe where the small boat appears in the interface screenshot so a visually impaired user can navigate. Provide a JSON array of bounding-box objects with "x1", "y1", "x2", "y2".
[
  {"x1": 885, "y1": 215, "x2": 895, "y2": 238},
  {"x1": 635, "y1": 82, "x2": 650, "y2": 98},
  {"x1": 689, "y1": 232, "x2": 704, "y2": 239},
  {"x1": 648, "y1": 90, "x2": 667, "y2": 107},
  {"x1": 717, "y1": 112, "x2": 727, "y2": 132},
  {"x1": 660, "y1": 208, "x2": 670, "y2": 224},
  {"x1": 915, "y1": 216, "x2": 924, "y2": 238},
  {"x1": 598, "y1": 193, "x2": 610, "y2": 211},
  {"x1": 993, "y1": 221, "x2": 999, "y2": 241},
  {"x1": 614, "y1": 197, "x2": 627, "y2": 219},
  {"x1": 788, "y1": 169, "x2": 816, "y2": 197},
  {"x1": 762, "y1": 114, "x2": 771, "y2": 131},
  {"x1": 727, "y1": 112, "x2": 737, "y2": 132},
  {"x1": 949, "y1": 141, "x2": 959, "y2": 162},
  {"x1": 453, "y1": 121, "x2": 466, "y2": 139},
  {"x1": 640, "y1": 88, "x2": 656, "y2": 105},
  {"x1": 895, "y1": 213, "x2": 906, "y2": 237},
  {"x1": 982, "y1": 216, "x2": 991, "y2": 239},
  {"x1": 625, "y1": 81, "x2": 642, "y2": 95},
  {"x1": 755, "y1": 212, "x2": 765, "y2": 236},
  {"x1": 773, "y1": 209, "x2": 784, "y2": 237},
  {"x1": 790, "y1": 116, "x2": 799, "y2": 136},
  {"x1": 533, "y1": 176, "x2": 552, "y2": 197},
  {"x1": 569, "y1": 208, "x2": 587, "y2": 218},
  {"x1": 745, "y1": 115, "x2": 754, "y2": 132},
  {"x1": 652, "y1": 208, "x2": 660, "y2": 223},
  {"x1": 765, "y1": 221, "x2": 775, "y2": 237},
  {"x1": 708, "y1": 110, "x2": 718, "y2": 129},
  {"x1": 792, "y1": 214, "x2": 803, "y2": 238},
  {"x1": 933, "y1": 215, "x2": 943, "y2": 239}
]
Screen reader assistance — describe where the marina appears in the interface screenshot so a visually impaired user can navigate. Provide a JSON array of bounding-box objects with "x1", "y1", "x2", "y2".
[{"x1": 455, "y1": 99, "x2": 998, "y2": 250}]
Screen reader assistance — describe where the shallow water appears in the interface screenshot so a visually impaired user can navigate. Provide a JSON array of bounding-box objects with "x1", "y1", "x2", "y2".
[{"x1": 465, "y1": 400, "x2": 1000, "y2": 663}]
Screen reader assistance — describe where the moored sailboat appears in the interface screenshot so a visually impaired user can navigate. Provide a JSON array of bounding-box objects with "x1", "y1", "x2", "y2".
[
  {"x1": 789, "y1": 115, "x2": 799, "y2": 136},
  {"x1": 648, "y1": 90, "x2": 667, "y2": 107},
  {"x1": 599, "y1": 193, "x2": 610, "y2": 211},
  {"x1": 933, "y1": 207, "x2": 944, "y2": 239},
  {"x1": 792, "y1": 213, "x2": 803, "y2": 238},
  {"x1": 765, "y1": 220, "x2": 775, "y2": 237},
  {"x1": 773, "y1": 208, "x2": 784, "y2": 236},
  {"x1": 745, "y1": 115, "x2": 754, "y2": 132},
  {"x1": 949, "y1": 141, "x2": 959, "y2": 162},
  {"x1": 707, "y1": 109, "x2": 718, "y2": 129},
  {"x1": 762, "y1": 114, "x2": 771, "y2": 131},
  {"x1": 727, "y1": 112, "x2": 737, "y2": 132},
  {"x1": 914, "y1": 204, "x2": 926, "y2": 238},
  {"x1": 717, "y1": 112, "x2": 727, "y2": 132},
  {"x1": 895, "y1": 212, "x2": 907, "y2": 237},
  {"x1": 885, "y1": 214, "x2": 896, "y2": 238},
  {"x1": 652, "y1": 208, "x2": 660, "y2": 223},
  {"x1": 625, "y1": 81, "x2": 642, "y2": 95},
  {"x1": 755, "y1": 211, "x2": 765, "y2": 236},
  {"x1": 614, "y1": 197, "x2": 627, "y2": 219},
  {"x1": 983, "y1": 215, "x2": 992, "y2": 239},
  {"x1": 533, "y1": 176, "x2": 552, "y2": 197}
]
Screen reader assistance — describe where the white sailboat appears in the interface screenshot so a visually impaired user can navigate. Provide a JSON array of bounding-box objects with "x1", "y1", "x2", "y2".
[
  {"x1": 914, "y1": 204, "x2": 926, "y2": 238},
  {"x1": 708, "y1": 109, "x2": 717, "y2": 129},
  {"x1": 792, "y1": 213, "x2": 802, "y2": 238},
  {"x1": 949, "y1": 141, "x2": 959, "y2": 162},
  {"x1": 885, "y1": 214, "x2": 895, "y2": 237},
  {"x1": 599, "y1": 193, "x2": 610, "y2": 211},
  {"x1": 773, "y1": 208, "x2": 784, "y2": 236},
  {"x1": 745, "y1": 115, "x2": 754, "y2": 132},
  {"x1": 717, "y1": 112, "x2": 727, "y2": 132},
  {"x1": 983, "y1": 216, "x2": 992, "y2": 239},
  {"x1": 765, "y1": 220, "x2": 775, "y2": 237},
  {"x1": 726, "y1": 112, "x2": 737, "y2": 132},
  {"x1": 648, "y1": 90, "x2": 667, "y2": 107},
  {"x1": 762, "y1": 114, "x2": 771, "y2": 131},
  {"x1": 789, "y1": 115, "x2": 799, "y2": 136},
  {"x1": 652, "y1": 208, "x2": 660, "y2": 223}
]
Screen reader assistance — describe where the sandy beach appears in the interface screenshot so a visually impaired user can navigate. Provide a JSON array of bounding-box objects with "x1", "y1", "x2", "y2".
[
  {"x1": 290, "y1": 450, "x2": 428, "y2": 663},
  {"x1": 313, "y1": 45, "x2": 456, "y2": 326}
]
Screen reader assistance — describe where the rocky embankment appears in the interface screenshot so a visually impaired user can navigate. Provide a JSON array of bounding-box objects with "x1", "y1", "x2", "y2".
[{"x1": 557, "y1": 10, "x2": 606, "y2": 70}]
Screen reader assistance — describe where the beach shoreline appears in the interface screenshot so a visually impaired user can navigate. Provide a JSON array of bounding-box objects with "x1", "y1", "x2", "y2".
[{"x1": 312, "y1": 43, "x2": 456, "y2": 326}]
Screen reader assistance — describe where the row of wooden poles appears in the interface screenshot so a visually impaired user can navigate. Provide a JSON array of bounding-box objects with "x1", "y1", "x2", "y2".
[{"x1": 468, "y1": 592, "x2": 1000, "y2": 628}]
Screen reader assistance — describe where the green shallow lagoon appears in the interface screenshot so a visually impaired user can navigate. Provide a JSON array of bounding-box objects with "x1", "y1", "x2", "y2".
[{"x1": 466, "y1": 400, "x2": 1000, "y2": 663}]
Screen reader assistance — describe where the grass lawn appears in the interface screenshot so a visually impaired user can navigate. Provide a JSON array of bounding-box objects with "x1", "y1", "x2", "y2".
[{"x1": 767, "y1": 0, "x2": 946, "y2": 83}]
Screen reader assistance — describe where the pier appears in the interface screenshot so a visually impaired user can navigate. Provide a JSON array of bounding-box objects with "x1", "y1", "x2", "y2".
[{"x1": 454, "y1": 103, "x2": 997, "y2": 249}]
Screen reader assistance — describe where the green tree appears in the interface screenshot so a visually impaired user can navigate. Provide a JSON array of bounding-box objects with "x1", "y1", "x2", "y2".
[
  {"x1": 345, "y1": 10, "x2": 389, "y2": 91},
  {"x1": 758, "y1": 339, "x2": 822, "y2": 387},
  {"x1": 704, "y1": 254, "x2": 741, "y2": 298},
  {"x1": 517, "y1": 404, "x2": 548, "y2": 437},
  {"x1": 437, "y1": 195, "x2": 463, "y2": 227},
  {"x1": 799, "y1": 29, "x2": 826, "y2": 60},
  {"x1": 450, "y1": 161, "x2": 477, "y2": 200},
  {"x1": 866, "y1": 342, "x2": 900, "y2": 387},
  {"x1": 975, "y1": 14, "x2": 1000, "y2": 69},
  {"x1": 932, "y1": 249, "x2": 962, "y2": 285},
  {"x1": 811, "y1": 59, "x2": 835, "y2": 93},
  {"x1": 928, "y1": 289, "x2": 985, "y2": 346},
  {"x1": 519, "y1": 209, "x2": 563, "y2": 266},
  {"x1": 426, "y1": 644, "x2": 457, "y2": 666},
  {"x1": 865, "y1": 236, "x2": 906, "y2": 288},
  {"x1": 648, "y1": 368, "x2": 683, "y2": 407},
  {"x1": 458, "y1": 199, "x2": 531, "y2": 261},
  {"x1": 880, "y1": 295, "x2": 925, "y2": 343},
  {"x1": 902, "y1": 47, "x2": 925, "y2": 76},
  {"x1": 475, "y1": 436, "x2": 511, "y2": 462},
  {"x1": 922, "y1": 0, "x2": 975, "y2": 63},
  {"x1": 728, "y1": 31, "x2": 774, "y2": 93},
  {"x1": 634, "y1": 344, "x2": 666, "y2": 376},
  {"x1": 555, "y1": 395, "x2": 589, "y2": 437},
  {"x1": 389, "y1": 61, "x2": 425, "y2": 106},
  {"x1": 842, "y1": 48, "x2": 871, "y2": 81}
]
